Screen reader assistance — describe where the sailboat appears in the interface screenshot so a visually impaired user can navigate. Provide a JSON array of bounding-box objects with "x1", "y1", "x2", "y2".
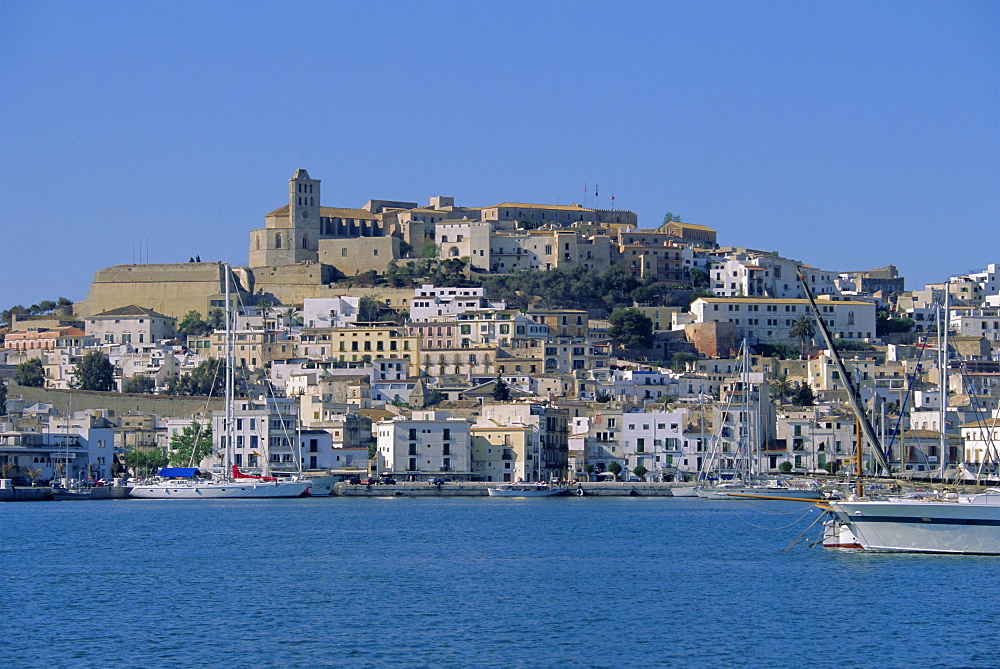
[
  {"x1": 130, "y1": 264, "x2": 310, "y2": 499},
  {"x1": 695, "y1": 342, "x2": 823, "y2": 501},
  {"x1": 795, "y1": 270, "x2": 1000, "y2": 553}
]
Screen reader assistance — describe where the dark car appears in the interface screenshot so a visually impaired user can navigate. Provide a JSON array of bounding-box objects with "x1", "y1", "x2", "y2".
[
  {"x1": 378, "y1": 475, "x2": 397, "y2": 485},
  {"x1": 345, "y1": 476, "x2": 362, "y2": 485}
]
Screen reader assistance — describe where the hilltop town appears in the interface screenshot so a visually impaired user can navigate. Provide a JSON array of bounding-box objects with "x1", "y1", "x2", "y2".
[{"x1": 2, "y1": 169, "x2": 998, "y2": 486}]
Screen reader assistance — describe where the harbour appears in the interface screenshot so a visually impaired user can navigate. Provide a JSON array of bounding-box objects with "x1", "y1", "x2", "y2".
[{"x1": 4, "y1": 496, "x2": 1000, "y2": 669}]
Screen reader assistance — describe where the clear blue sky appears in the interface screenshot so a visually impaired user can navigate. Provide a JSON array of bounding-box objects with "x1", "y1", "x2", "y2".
[{"x1": 2, "y1": 1, "x2": 997, "y2": 309}]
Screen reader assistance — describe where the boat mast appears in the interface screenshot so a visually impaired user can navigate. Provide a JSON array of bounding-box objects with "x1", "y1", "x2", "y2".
[
  {"x1": 796, "y1": 268, "x2": 892, "y2": 476},
  {"x1": 939, "y1": 283, "x2": 949, "y2": 479},
  {"x1": 225, "y1": 263, "x2": 233, "y2": 481}
]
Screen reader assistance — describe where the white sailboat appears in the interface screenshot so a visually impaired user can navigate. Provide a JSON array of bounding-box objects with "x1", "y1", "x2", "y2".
[
  {"x1": 795, "y1": 270, "x2": 1000, "y2": 554},
  {"x1": 130, "y1": 264, "x2": 310, "y2": 500}
]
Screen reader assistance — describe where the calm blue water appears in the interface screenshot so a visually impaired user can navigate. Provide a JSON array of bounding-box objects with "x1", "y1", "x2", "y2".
[{"x1": 2, "y1": 496, "x2": 999, "y2": 668}]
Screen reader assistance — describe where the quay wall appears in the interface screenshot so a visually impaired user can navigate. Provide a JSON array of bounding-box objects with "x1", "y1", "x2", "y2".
[{"x1": 334, "y1": 482, "x2": 680, "y2": 497}]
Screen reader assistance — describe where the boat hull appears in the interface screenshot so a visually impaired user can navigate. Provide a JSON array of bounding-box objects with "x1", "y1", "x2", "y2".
[
  {"x1": 697, "y1": 486, "x2": 824, "y2": 501},
  {"x1": 129, "y1": 481, "x2": 310, "y2": 499},
  {"x1": 829, "y1": 498, "x2": 1000, "y2": 554},
  {"x1": 488, "y1": 485, "x2": 565, "y2": 497}
]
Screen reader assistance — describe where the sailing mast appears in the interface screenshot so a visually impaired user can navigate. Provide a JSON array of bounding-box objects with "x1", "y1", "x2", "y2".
[
  {"x1": 224, "y1": 263, "x2": 233, "y2": 482},
  {"x1": 938, "y1": 283, "x2": 949, "y2": 479},
  {"x1": 796, "y1": 268, "x2": 892, "y2": 476}
]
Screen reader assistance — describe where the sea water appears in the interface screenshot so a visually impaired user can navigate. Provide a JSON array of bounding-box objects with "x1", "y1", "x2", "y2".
[{"x1": 2, "y1": 496, "x2": 998, "y2": 669}]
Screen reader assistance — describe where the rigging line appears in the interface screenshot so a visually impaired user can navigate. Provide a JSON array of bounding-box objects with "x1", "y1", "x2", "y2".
[
  {"x1": 883, "y1": 326, "x2": 932, "y2": 456},
  {"x1": 782, "y1": 509, "x2": 829, "y2": 551},
  {"x1": 736, "y1": 506, "x2": 816, "y2": 531},
  {"x1": 732, "y1": 499, "x2": 820, "y2": 515}
]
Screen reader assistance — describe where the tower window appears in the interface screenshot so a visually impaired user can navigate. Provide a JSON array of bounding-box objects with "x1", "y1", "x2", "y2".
[{"x1": 275, "y1": 233, "x2": 282, "y2": 249}]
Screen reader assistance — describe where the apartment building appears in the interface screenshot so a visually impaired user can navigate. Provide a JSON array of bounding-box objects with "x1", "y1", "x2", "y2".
[
  {"x1": 376, "y1": 411, "x2": 472, "y2": 479},
  {"x1": 690, "y1": 296, "x2": 877, "y2": 344}
]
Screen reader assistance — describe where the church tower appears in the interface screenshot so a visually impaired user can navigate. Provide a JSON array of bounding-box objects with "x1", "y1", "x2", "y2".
[{"x1": 289, "y1": 168, "x2": 321, "y2": 260}]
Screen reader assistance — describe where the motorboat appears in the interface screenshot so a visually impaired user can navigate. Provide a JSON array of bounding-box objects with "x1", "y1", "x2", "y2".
[{"x1": 487, "y1": 482, "x2": 566, "y2": 497}]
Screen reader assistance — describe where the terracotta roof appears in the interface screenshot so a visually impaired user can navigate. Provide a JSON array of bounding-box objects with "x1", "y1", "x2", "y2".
[{"x1": 90, "y1": 305, "x2": 172, "y2": 319}]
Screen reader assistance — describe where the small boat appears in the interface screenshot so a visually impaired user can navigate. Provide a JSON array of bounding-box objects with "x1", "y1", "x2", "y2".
[
  {"x1": 487, "y1": 482, "x2": 566, "y2": 497},
  {"x1": 51, "y1": 486, "x2": 93, "y2": 501}
]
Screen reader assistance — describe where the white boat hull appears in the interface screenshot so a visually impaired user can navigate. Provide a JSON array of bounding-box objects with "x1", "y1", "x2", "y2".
[
  {"x1": 129, "y1": 480, "x2": 310, "y2": 499},
  {"x1": 300, "y1": 476, "x2": 337, "y2": 496},
  {"x1": 697, "y1": 486, "x2": 824, "y2": 501},
  {"x1": 829, "y1": 496, "x2": 1000, "y2": 554},
  {"x1": 488, "y1": 485, "x2": 565, "y2": 497}
]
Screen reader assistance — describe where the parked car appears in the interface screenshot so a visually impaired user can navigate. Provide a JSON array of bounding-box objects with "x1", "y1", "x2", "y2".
[
  {"x1": 345, "y1": 476, "x2": 362, "y2": 485},
  {"x1": 360, "y1": 477, "x2": 378, "y2": 485},
  {"x1": 378, "y1": 475, "x2": 397, "y2": 485},
  {"x1": 429, "y1": 477, "x2": 445, "y2": 485}
]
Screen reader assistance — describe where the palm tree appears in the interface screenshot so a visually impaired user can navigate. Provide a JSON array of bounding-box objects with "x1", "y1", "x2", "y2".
[
  {"x1": 770, "y1": 373, "x2": 793, "y2": 403},
  {"x1": 257, "y1": 296, "x2": 274, "y2": 327},
  {"x1": 790, "y1": 316, "x2": 816, "y2": 359},
  {"x1": 25, "y1": 467, "x2": 43, "y2": 485}
]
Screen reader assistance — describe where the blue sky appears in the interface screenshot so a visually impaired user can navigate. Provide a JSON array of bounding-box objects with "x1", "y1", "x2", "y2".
[{"x1": 2, "y1": 1, "x2": 997, "y2": 309}]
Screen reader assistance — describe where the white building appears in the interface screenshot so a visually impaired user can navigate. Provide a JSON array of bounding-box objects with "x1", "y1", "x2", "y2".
[
  {"x1": 376, "y1": 411, "x2": 472, "y2": 479},
  {"x1": 709, "y1": 251, "x2": 839, "y2": 299},
  {"x1": 302, "y1": 297, "x2": 362, "y2": 328},
  {"x1": 690, "y1": 296, "x2": 877, "y2": 345},
  {"x1": 620, "y1": 410, "x2": 686, "y2": 481}
]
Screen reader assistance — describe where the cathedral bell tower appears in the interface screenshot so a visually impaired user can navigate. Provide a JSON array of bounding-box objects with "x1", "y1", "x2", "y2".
[{"x1": 289, "y1": 168, "x2": 321, "y2": 261}]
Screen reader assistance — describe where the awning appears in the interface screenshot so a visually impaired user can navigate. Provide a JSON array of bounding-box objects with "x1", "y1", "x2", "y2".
[{"x1": 157, "y1": 467, "x2": 200, "y2": 478}]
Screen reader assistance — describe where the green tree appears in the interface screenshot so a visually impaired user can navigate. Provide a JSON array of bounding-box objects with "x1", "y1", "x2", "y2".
[
  {"x1": 608, "y1": 308, "x2": 654, "y2": 349},
  {"x1": 595, "y1": 390, "x2": 612, "y2": 403},
  {"x1": 73, "y1": 350, "x2": 116, "y2": 391},
  {"x1": 122, "y1": 374, "x2": 155, "y2": 394},
  {"x1": 206, "y1": 308, "x2": 226, "y2": 331},
  {"x1": 584, "y1": 464, "x2": 595, "y2": 477},
  {"x1": 166, "y1": 358, "x2": 226, "y2": 396},
  {"x1": 358, "y1": 295, "x2": 383, "y2": 323},
  {"x1": 257, "y1": 296, "x2": 274, "y2": 323},
  {"x1": 789, "y1": 316, "x2": 816, "y2": 359},
  {"x1": 688, "y1": 267, "x2": 710, "y2": 289},
  {"x1": 168, "y1": 422, "x2": 214, "y2": 468},
  {"x1": 125, "y1": 447, "x2": 169, "y2": 478},
  {"x1": 769, "y1": 372, "x2": 793, "y2": 403},
  {"x1": 633, "y1": 464, "x2": 648, "y2": 480},
  {"x1": 670, "y1": 351, "x2": 699, "y2": 372},
  {"x1": 492, "y1": 377, "x2": 511, "y2": 402},
  {"x1": 178, "y1": 310, "x2": 211, "y2": 337},
  {"x1": 876, "y1": 310, "x2": 915, "y2": 337},
  {"x1": 778, "y1": 461, "x2": 793, "y2": 473},
  {"x1": 791, "y1": 382, "x2": 816, "y2": 407},
  {"x1": 607, "y1": 461, "x2": 623, "y2": 480},
  {"x1": 659, "y1": 212, "x2": 682, "y2": 227},
  {"x1": 0, "y1": 378, "x2": 6, "y2": 415},
  {"x1": 14, "y1": 358, "x2": 45, "y2": 387}
]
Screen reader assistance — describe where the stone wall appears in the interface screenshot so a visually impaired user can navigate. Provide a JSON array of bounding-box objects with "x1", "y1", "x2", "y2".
[
  {"x1": 5, "y1": 382, "x2": 224, "y2": 419},
  {"x1": 78, "y1": 262, "x2": 235, "y2": 320}
]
